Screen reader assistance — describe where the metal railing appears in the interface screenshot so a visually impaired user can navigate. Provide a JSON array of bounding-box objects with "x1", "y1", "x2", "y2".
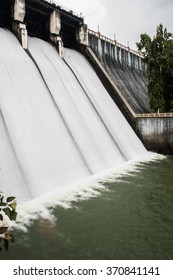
[
  {"x1": 43, "y1": 0, "x2": 84, "y2": 19},
  {"x1": 88, "y1": 29, "x2": 143, "y2": 58},
  {"x1": 135, "y1": 113, "x2": 173, "y2": 118}
]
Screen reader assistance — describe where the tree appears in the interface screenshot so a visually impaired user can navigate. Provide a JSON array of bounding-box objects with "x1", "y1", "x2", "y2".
[
  {"x1": 137, "y1": 24, "x2": 173, "y2": 112},
  {"x1": 0, "y1": 192, "x2": 17, "y2": 251}
]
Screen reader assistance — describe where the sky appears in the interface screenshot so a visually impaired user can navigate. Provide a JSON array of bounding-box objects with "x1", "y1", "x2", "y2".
[{"x1": 54, "y1": 0, "x2": 173, "y2": 50}]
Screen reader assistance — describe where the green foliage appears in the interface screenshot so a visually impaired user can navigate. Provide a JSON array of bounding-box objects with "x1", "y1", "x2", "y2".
[
  {"x1": 0, "y1": 192, "x2": 17, "y2": 251},
  {"x1": 137, "y1": 24, "x2": 173, "y2": 112}
]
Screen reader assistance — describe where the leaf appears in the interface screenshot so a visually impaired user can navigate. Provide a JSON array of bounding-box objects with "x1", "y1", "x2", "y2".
[
  {"x1": 0, "y1": 227, "x2": 8, "y2": 234},
  {"x1": 10, "y1": 202, "x2": 17, "y2": 210},
  {"x1": 3, "y1": 208, "x2": 11, "y2": 218},
  {"x1": 10, "y1": 234, "x2": 15, "y2": 243},
  {"x1": 5, "y1": 233, "x2": 15, "y2": 243},
  {"x1": 10, "y1": 210, "x2": 17, "y2": 221},
  {"x1": 0, "y1": 202, "x2": 7, "y2": 207},
  {"x1": 7, "y1": 197, "x2": 16, "y2": 204}
]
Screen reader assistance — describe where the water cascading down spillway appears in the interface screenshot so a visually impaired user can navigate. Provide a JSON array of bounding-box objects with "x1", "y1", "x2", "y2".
[{"x1": 0, "y1": 27, "x2": 148, "y2": 202}]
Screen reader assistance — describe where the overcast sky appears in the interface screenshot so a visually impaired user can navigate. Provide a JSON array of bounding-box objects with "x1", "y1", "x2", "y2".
[{"x1": 55, "y1": 0, "x2": 173, "y2": 50}]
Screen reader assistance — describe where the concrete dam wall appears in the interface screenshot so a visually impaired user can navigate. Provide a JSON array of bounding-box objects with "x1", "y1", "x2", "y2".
[
  {"x1": 136, "y1": 115, "x2": 173, "y2": 155},
  {"x1": 88, "y1": 31, "x2": 151, "y2": 114}
]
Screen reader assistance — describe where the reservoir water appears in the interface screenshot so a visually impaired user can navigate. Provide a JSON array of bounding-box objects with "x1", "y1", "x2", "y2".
[{"x1": 1, "y1": 155, "x2": 173, "y2": 260}]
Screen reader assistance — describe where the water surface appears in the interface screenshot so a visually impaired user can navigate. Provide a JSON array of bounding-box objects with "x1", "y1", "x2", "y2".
[{"x1": 1, "y1": 156, "x2": 173, "y2": 260}]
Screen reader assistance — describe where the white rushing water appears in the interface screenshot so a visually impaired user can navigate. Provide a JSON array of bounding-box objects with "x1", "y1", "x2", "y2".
[{"x1": 0, "y1": 29, "x2": 147, "y2": 203}]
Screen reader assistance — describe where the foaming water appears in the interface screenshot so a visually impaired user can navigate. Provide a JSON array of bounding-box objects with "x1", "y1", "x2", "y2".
[
  {"x1": 1, "y1": 29, "x2": 148, "y2": 211},
  {"x1": 14, "y1": 152, "x2": 164, "y2": 232},
  {"x1": 2, "y1": 154, "x2": 172, "y2": 260}
]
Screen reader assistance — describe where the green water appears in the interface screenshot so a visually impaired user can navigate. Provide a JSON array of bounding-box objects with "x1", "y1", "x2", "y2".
[{"x1": 1, "y1": 156, "x2": 173, "y2": 260}]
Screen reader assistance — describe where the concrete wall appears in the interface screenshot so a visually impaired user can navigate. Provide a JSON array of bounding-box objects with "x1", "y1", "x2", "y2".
[
  {"x1": 88, "y1": 31, "x2": 151, "y2": 114},
  {"x1": 135, "y1": 117, "x2": 173, "y2": 154},
  {"x1": 87, "y1": 31, "x2": 173, "y2": 154}
]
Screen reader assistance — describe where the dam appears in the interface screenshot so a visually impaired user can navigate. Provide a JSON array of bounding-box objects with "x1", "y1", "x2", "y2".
[
  {"x1": 0, "y1": 0, "x2": 172, "y2": 202},
  {"x1": 0, "y1": 0, "x2": 173, "y2": 262}
]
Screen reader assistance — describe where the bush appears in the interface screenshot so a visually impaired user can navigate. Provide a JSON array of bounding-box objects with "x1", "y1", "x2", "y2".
[{"x1": 0, "y1": 192, "x2": 17, "y2": 251}]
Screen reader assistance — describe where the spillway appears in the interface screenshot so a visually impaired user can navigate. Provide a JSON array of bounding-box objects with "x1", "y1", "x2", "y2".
[{"x1": 0, "y1": 29, "x2": 147, "y2": 202}]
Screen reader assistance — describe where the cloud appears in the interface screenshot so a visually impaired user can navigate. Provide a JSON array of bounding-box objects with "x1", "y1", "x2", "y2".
[
  {"x1": 56, "y1": 0, "x2": 107, "y2": 30},
  {"x1": 98, "y1": 0, "x2": 173, "y2": 49},
  {"x1": 55, "y1": 0, "x2": 173, "y2": 50}
]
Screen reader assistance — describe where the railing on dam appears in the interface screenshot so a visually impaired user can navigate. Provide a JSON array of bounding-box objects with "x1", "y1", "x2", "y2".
[
  {"x1": 44, "y1": 0, "x2": 84, "y2": 19},
  {"x1": 88, "y1": 29, "x2": 143, "y2": 58},
  {"x1": 135, "y1": 113, "x2": 173, "y2": 118}
]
